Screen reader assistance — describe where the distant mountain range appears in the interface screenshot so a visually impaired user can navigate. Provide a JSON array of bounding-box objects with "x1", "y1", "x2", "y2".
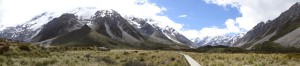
[
  {"x1": 1, "y1": 2, "x2": 300, "y2": 49},
  {"x1": 194, "y1": 33, "x2": 244, "y2": 47},
  {"x1": 0, "y1": 7, "x2": 194, "y2": 49}
]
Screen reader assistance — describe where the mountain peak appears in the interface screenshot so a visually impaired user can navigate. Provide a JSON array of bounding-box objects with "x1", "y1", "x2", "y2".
[
  {"x1": 95, "y1": 9, "x2": 121, "y2": 17},
  {"x1": 31, "y1": 13, "x2": 83, "y2": 42},
  {"x1": 0, "y1": 7, "x2": 193, "y2": 49},
  {"x1": 59, "y1": 13, "x2": 76, "y2": 19},
  {"x1": 194, "y1": 33, "x2": 245, "y2": 47}
]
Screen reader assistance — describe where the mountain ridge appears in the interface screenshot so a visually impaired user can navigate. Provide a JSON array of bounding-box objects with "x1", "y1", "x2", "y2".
[
  {"x1": 233, "y1": 2, "x2": 300, "y2": 49},
  {"x1": 194, "y1": 33, "x2": 244, "y2": 47},
  {"x1": 0, "y1": 7, "x2": 194, "y2": 49}
]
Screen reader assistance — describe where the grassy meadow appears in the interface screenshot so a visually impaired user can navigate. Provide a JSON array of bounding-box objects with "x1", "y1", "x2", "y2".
[
  {"x1": 0, "y1": 42, "x2": 189, "y2": 66},
  {"x1": 185, "y1": 52, "x2": 300, "y2": 66},
  {"x1": 0, "y1": 39, "x2": 300, "y2": 66},
  {"x1": 0, "y1": 50, "x2": 189, "y2": 66}
]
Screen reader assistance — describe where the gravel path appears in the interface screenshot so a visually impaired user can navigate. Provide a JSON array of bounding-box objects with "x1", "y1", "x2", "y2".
[{"x1": 180, "y1": 53, "x2": 201, "y2": 66}]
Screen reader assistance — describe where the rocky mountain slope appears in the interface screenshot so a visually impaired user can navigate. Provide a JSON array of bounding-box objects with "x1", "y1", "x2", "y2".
[
  {"x1": 31, "y1": 13, "x2": 84, "y2": 42},
  {"x1": 233, "y1": 2, "x2": 300, "y2": 49},
  {"x1": 126, "y1": 17, "x2": 194, "y2": 46},
  {"x1": 0, "y1": 7, "x2": 194, "y2": 49}
]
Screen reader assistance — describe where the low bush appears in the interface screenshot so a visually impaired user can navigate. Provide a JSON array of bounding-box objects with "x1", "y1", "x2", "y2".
[
  {"x1": 18, "y1": 44, "x2": 32, "y2": 51},
  {"x1": 196, "y1": 45, "x2": 246, "y2": 53},
  {"x1": 0, "y1": 44, "x2": 10, "y2": 54},
  {"x1": 223, "y1": 47, "x2": 245, "y2": 53},
  {"x1": 253, "y1": 41, "x2": 284, "y2": 53},
  {"x1": 124, "y1": 60, "x2": 147, "y2": 66},
  {"x1": 249, "y1": 41, "x2": 300, "y2": 53}
]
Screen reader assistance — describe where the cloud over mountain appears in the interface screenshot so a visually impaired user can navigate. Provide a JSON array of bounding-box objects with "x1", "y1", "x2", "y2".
[
  {"x1": 0, "y1": 0, "x2": 183, "y2": 31},
  {"x1": 181, "y1": 0, "x2": 299, "y2": 40}
]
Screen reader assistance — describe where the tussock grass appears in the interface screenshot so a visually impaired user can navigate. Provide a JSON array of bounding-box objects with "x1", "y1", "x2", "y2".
[
  {"x1": 0, "y1": 39, "x2": 299, "y2": 66},
  {"x1": 0, "y1": 49, "x2": 188, "y2": 66},
  {"x1": 185, "y1": 52, "x2": 300, "y2": 66}
]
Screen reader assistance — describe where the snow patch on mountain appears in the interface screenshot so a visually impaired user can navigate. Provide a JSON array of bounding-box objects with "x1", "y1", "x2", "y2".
[
  {"x1": 162, "y1": 26, "x2": 182, "y2": 43},
  {"x1": 124, "y1": 16, "x2": 196, "y2": 46},
  {"x1": 162, "y1": 30, "x2": 181, "y2": 43},
  {"x1": 24, "y1": 12, "x2": 60, "y2": 30},
  {"x1": 0, "y1": 7, "x2": 193, "y2": 47},
  {"x1": 127, "y1": 18, "x2": 142, "y2": 29},
  {"x1": 194, "y1": 33, "x2": 245, "y2": 47},
  {"x1": 70, "y1": 7, "x2": 97, "y2": 19}
]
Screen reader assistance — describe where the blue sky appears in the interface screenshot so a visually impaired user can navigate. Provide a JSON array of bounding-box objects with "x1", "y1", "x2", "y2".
[
  {"x1": 152, "y1": 0, "x2": 241, "y2": 30},
  {"x1": 0, "y1": 0, "x2": 298, "y2": 39}
]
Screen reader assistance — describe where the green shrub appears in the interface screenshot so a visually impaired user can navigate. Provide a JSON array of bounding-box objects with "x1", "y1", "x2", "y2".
[
  {"x1": 0, "y1": 44, "x2": 10, "y2": 54},
  {"x1": 196, "y1": 45, "x2": 245, "y2": 53},
  {"x1": 224, "y1": 47, "x2": 245, "y2": 53},
  {"x1": 123, "y1": 52, "x2": 129, "y2": 55},
  {"x1": 18, "y1": 44, "x2": 32, "y2": 51},
  {"x1": 254, "y1": 41, "x2": 284, "y2": 53}
]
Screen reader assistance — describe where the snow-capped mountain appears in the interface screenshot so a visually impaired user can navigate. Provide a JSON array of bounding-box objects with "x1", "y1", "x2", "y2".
[
  {"x1": 0, "y1": 7, "x2": 103, "y2": 42},
  {"x1": 0, "y1": 12, "x2": 60, "y2": 42},
  {"x1": 31, "y1": 13, "x2": 84, "y2": 42},
  {"x1": 194, "y1": 33, "x2": 244, "y2": 47},
  {"x1": 126, "y1": 17, "x2": 194, "y2": 46},
  {"x1": 0, "y1": 7, "x2": 194, "y2": 49},
  {"x1": 195, "y1": 2, "x2": 300, "y2": 49}
]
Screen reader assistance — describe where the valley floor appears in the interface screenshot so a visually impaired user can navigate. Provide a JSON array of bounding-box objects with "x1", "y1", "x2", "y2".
[
  {"x1": 185, "y1": 52, "x2": 300, "y2": 66},
  {"x1": 0, "y1": 49, "x2": 299, "y2": 66}
]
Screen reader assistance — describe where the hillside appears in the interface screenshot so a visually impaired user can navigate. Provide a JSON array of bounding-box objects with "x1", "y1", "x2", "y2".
[
  {"x1": 233, "y1": 2, "x2": 300, "y2": 49},
  {"x1": 0, "y1": 8, "x2": 193, "y2": 49}
]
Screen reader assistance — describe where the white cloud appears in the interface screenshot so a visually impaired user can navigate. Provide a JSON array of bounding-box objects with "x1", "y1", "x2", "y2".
[
  {"x1": 0, "y1": 0, "x2": 175, "y2": 27},
  {"x1": 0, "y1": 0, "x2": 3, "y2": 24},
  {"x1": 181, "y1": 0, "x2": 299, "y2": 40},
  {"x1": 204, "y1": 0, "x2": 299, "y2": 30},
  {"x1": 180, "y1": 19, "x2": 240, "y2": 39},
  {"x1": 0, "y1": 0, "x2": 186, "y2": 40},
  {"x1": 1, "y1": 0, "x2": 298, "y2": 41},
  {"x1": 225, "y1": 19, "x2": 240, "y2": 33},
  {"x1": 178, "y1": 15, "x2": 187, "y2": 18},
  {"x1": 150, "y1": 16, "x2": 184, "y2": 31}
]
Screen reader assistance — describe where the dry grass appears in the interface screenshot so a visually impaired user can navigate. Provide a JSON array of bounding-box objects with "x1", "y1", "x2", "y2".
[
  {"x1": 1, "y1": 49, "x2": 299, "y2": 66},
  {"x1": 0, "y1": 50, "x2": 188, "y2": 66},
  {"x1": 185, "y1": 52, "x2": 300, "y2": 66},
  {"x1": 0, "y1": 39, "x2": 299, "y2": 66}
]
